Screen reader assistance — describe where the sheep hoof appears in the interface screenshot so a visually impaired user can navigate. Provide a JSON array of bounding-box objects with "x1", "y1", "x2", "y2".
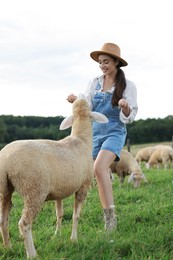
[
  {"x1": 70, "y1": 235, "x2": 78, "y2": 241},
  {"x1": 4, "y1": 241, "x2": 12, "y2": 248},
  {"x1": 54, "y1": 229, "x2": 61, "y2": 236}
]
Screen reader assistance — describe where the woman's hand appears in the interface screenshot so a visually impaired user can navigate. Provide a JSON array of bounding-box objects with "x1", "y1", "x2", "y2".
[
  {"x1": 118, "y1": 99, "x2": 131, "y2": 117},
  {"x1": 67, "y1": 94, "x2": 77, "y2": 103}
]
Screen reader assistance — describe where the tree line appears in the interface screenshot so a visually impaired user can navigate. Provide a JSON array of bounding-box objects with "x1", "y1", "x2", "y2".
[{"x1": 0, "y1": 114, "x2": 172, "y2": 148}]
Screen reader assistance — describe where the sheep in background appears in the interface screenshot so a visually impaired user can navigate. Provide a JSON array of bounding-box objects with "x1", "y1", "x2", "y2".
[
  {"x1": 146, "y1": 145, "x2": 173, "y2": 169},
  {"x1": 135, "y1": 146, "x2": 156, "y2": 165},
  {"x1": 0, "y1": 94, "x2": 108, "y2": 259},
  {"x1": 110, "y1": 150, "x2": 147, "y2": 188}
]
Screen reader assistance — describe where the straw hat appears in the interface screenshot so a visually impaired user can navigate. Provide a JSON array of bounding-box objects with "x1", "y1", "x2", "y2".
[{"x1": 90, "y1": 42, "x2": 128, "y2": 67}]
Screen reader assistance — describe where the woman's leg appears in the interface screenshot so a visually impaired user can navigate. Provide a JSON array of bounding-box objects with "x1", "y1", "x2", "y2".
[{"x1": 94, "y1": 150, "x2": 117, "y2": 230}]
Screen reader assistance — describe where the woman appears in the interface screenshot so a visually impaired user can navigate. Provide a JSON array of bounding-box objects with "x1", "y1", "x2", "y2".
[{"x1": 67, "y1": 42, "x2": 138, "y2": 231}]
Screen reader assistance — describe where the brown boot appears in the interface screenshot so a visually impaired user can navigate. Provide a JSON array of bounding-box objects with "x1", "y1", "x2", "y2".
[{"x1": 103, "y1": 207, "x2": 117, "y2": 231}]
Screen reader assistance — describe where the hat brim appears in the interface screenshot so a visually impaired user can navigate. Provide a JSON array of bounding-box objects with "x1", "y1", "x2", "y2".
[{"x1": 90, "y1": 51, "x2": 128, "y2": 67}]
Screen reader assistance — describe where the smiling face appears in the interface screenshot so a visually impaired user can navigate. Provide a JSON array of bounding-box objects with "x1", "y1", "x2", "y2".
[{"x1": 98, "y1": 54, "x2": 119, "y2": 75}]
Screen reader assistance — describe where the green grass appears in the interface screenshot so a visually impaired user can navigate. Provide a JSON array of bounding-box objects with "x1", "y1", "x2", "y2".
[{"x1": 0, "y1": 167, "x2": 173, "y2": 259}]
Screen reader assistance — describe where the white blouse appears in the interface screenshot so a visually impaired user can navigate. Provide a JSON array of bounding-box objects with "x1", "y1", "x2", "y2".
[{"x1": 84, "y1": 75, "x2": 138, "y2": 124}]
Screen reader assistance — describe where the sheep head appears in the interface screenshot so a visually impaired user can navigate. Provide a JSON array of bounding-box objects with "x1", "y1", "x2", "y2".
[
  {"x1": 128, "y1": 172, "x2": 147, "y2": 188},
  {"x1": 60, "y1": 94, "x2": 108, "y2": 130}
]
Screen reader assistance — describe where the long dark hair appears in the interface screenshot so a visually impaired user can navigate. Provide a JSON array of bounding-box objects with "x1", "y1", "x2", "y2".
[{"x1": 111, "y1": 63, "x2": 126, "y2": 107}]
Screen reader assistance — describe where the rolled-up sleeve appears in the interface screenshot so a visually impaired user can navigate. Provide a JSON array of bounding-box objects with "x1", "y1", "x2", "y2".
[{"x1": 119, "y1": 80, "x2": 138, "y2": 124}]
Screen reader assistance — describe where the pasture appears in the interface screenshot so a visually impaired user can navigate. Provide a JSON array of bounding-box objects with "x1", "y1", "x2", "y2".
[{"x1": 0, "y1": 143, "x2": 173, "y2": 259}]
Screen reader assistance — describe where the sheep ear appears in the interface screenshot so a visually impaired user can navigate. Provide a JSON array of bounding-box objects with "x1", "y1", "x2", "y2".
[
  {"x1": 128, "y1": 172, "x2": 134, "y2": 183},
  {"x1": 90, "y1": 112, "x2": 109, "y2": 123},
  {"x1": 141, "y1": 172, "x2": 148, "y2": 182},
  {"x1": 59, "y1": 115, "x2": 74, "y2": 130}
]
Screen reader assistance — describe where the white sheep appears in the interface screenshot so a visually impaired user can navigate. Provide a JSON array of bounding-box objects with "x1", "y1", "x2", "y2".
[
  {"x1": 135, "y1": 146, "x2": 156, "y2": 165},
  {"x1": 0, "y1": 94, "x2": 108, "y2": 259},
  {"x1": 110, "y1": 150, "x2": 147, "y2": 188},
  {"x1": 146, "y1": 145, "x2": 173, "y2": 169}
]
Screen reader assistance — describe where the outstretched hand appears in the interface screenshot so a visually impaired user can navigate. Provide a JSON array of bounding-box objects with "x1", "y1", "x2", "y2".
[
  {"x1": 67, "y1": 94, "x2": 77, "y2": 103},
  {"x1": 118, "y1": 99, "x2": 130, "y2": 117}
]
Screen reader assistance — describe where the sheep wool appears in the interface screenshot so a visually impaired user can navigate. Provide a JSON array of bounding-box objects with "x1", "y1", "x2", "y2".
[
  {"x1": 146, "y1": 145, "x2": 173, "y2": 169},
  {"x1": 0, "y1": 95, "x2": 108, "y2": 259},
  {"x1": 135, "y1": 146, "x2": 156, "y2": 164},
  {"x1": 110, "y1": 150, "x2": 147, "y2": 188}
]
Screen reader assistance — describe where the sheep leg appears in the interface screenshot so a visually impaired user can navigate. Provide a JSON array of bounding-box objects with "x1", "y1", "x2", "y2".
[
  {"x1": 19, "y1": 217, "x2": 36, "y2": 258},
  {"x1": 54, "y1": 200, "x2": 63, "y2": 235},
  {"x1": 108, "y1": 168, "x2": 114, "y2": 181},
  {"x1": 18, "y1": 200, "x2": 44, "y2": 259},
  {"x1": 0, "y1": 193, "x2": 12, "y2": 247},
  {"x1": 70, "y1": 191, "x2": 86, "y2": 241},
  {"x1": 163, "y1": 159, "x2": 168, "y2": 170},
  {"x1": 119, "y1": 173, "x2": 125, "y2": 187},
  {"x1": 70, "y1": 203, "x2": 82, "y2": 241}
]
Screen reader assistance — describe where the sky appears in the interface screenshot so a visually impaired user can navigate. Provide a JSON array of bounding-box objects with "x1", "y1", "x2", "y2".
[{"x1": 0, "y1": 0, "x2": 172, "y2": 120}]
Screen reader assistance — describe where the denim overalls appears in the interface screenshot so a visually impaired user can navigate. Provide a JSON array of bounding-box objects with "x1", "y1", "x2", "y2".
[{"x1": 92, "y1": 83, "x2": 127, "y2": 161}]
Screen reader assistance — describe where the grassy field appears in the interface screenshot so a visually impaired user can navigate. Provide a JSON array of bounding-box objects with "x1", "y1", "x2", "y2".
[{"x1": 0, "y1": 144, "x2": 173, "y2": 259}]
